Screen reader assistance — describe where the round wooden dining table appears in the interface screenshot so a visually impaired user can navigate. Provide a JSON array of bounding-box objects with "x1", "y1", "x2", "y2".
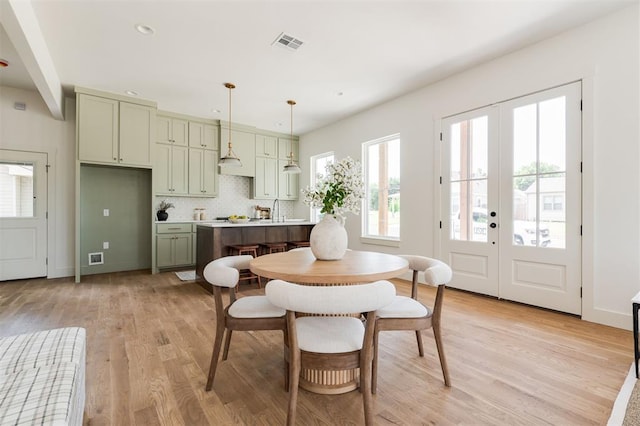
[
  {"x1": 250, "y1": 248, "x2": 409, "y2": 285},
  {"x1": 250, "y1": 249, "x2": 409, "y2": 394}
]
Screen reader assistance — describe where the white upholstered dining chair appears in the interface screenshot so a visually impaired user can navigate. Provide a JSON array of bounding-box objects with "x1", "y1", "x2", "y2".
[
  {"x1": 266, "y1": 279, "x2": 396, "y2": 426},
  {"x1": 203, "y1": 255, "x2": 286, "y2": 391},
  {"x1": 372, "y1": 255, "x2": 453, "y2": 393}
]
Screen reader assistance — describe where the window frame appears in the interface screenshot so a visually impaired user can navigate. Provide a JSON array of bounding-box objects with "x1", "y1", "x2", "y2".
[
  {"x1": 309, "y1": 151, "x2": 335, "y2": 223},
  {"x1": 361, "y1": 134, "x2": 401, "y2": 247}
]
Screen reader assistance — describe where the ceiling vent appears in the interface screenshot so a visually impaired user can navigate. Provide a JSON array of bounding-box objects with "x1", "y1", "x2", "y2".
[{"x1": 272, "y1": 32, "x2": 304, "y2": 51}]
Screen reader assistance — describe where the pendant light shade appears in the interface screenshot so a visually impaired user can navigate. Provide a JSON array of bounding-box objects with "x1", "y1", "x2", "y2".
[
  {"x1": 283, "y1": 99, "x2": 301, "y2": 174},
  {"x1": 219, "y1": 83, "x2": 242, "y2": 167}
]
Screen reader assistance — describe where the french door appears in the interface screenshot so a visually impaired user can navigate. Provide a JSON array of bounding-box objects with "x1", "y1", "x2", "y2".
[{"x1": 440, "y1": 82, "x2": 582, "y2": 315}]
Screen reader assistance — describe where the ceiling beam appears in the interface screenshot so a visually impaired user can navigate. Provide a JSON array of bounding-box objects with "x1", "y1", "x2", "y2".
[{"x1": 1, "y1": 0, "x2": 64, "y2": 120}]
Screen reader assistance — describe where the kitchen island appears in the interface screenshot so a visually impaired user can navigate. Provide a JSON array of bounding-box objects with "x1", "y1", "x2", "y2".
[{"x1": 195, "y1": 220, "x2": 315, "y2": 292}]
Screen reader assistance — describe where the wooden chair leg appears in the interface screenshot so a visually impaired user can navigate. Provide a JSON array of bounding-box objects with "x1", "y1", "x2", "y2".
[
  {"x1": 205, "y1": 323, "x2": 225, "y2": 391},
  {"x1": 287, "y1": 348, "x2": 301, "y2": 426},
  {"x1": 433, "y1": 325, "x2": 451, "y2": 387},
  {"x1": 222, "y1": 329, "x2": 233, "y2": 360},
  {"x1": 372, "y1": 329, "x2": 379, "y2": 395},
  {"x1": 282, "y1": 329, "x2": 289, "y2": 391},
  {"x1": 416, "y1": 330, "x2": 424, "y2": 357}
]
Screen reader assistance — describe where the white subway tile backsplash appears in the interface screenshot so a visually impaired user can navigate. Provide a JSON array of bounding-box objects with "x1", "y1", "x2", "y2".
[{"x1": 154, "y1": 175, "x2": 296, "y2": 221}]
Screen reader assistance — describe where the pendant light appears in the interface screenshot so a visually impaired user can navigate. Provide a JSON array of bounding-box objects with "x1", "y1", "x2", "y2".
[
  {"x1": 219, "y1": 83, "x2": 242, "y2": 167},
  {"x1": 283, "y1": 99, "x2": 301, "y2": 174}
]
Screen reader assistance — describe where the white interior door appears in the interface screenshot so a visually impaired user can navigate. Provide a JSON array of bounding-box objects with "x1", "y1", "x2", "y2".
[
  {"x1": 440, "y1": 82, "x2": 582, "y2": 315},
  {"x1": 0, "y1": 150, "x2": 48, "y2": 281}
]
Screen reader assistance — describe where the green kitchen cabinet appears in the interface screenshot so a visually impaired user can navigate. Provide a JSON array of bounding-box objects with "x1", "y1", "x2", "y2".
[
  {"x1": 77, "y1": 92, "x2": 155, "y2": 168},
  {"x1": 157, "y1": 115, "x2": 188, "y2": 146},
  {"x1": 156, "y1": 223, "x2": 193, "y2": 268},
  {"x1": 155, "y1": 144, "x2": 189, "y2": 195},
  {"x1": 189, "y1": 148, "x2": 219, "y2": 197}
]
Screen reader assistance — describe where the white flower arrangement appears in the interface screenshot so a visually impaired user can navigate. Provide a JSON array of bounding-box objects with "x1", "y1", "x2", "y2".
[{"x1": 302, "y1": 156, "x2": 365, "y2": 218}]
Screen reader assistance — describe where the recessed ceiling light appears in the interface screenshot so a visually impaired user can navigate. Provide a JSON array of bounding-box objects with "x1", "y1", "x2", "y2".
[
  {"x1": 125, "y1": 90, "x2": 138, "y2": 96},
  {"x1": 135, "y1": 24, "x2": 155, "y2": 35},
  {"x1": 337, "y1": 91, "x2": 344, "y2": 97}
]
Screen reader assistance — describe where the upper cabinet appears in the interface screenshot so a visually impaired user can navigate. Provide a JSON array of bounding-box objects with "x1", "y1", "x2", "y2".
[
  {"x1": 189, "y1": 122, "x2": 218, "y2": 150},
  {"x1": 76, "y1": 89, "x2": 156, "y2": 168},
  {"x1": 256, "y1": 134, "x2": 278, "y2": 157},
  {"x1": 253, "y1": 135, "x2": 300, "y2": 200},
  {"x1": 157, "y1": 116, "x2": 188, "y2": 146},
  {"x1": 278, "y1": 137, "x2": 299, "y2": 161}
]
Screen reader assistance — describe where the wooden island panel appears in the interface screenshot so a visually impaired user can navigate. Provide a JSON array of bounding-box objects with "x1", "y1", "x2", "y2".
[{"x1": 195, "y1": 223, "x2": 314, "y2": 291}]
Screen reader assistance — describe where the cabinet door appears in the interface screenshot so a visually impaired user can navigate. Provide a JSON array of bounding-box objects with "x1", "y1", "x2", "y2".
[
  {"x1": 255, "y1": 157, "x2": 278, "y2": 199},
  {"x1": 202, "y1": 149, "x2": 219, "y2": 196},
  {"x1": 203, "y1": 124, "x2": 219, "y2": 150},
  {"x1": 189, "y1": 122, "x2": 218, "y2": 150},
  {"x1": 155, "y1": 144, "x2": 172, "y2": 195},
  {"x1": 278, "y1": 137, "x2": 298, "y2": 160},
  {"x1": 220, "y1": 129, "x2": 256, "y2": 177},
  {"x1": 189, "y1": 122, "x2": 204, "y2": 148},
  {"x1": 172, "y1": 119, "x2": 189, "y2": 146},
  {"x1": 188, "y1": 148, "x2": 204, "y2": 195},
  {"x1": 256, "y1": 134, "x2": 277, "y2": 157},
  {"x1": 278, "y1": 159, "x2": 299, "y2": 200},
  {"x1": 156, "y1": 235, "x2": 175, "y2": 268},
  {"x1": 157, "y1": 116, "x2": 172, "y2": 144},
  {"x1": 158, "y1": 116, "x2": 188, "y2": 146},
  {"x1": 173, "y1": 233, "x2": 193, "y2": 266},
  {"x1": 120, "y1": 102, "x2": 154, "y2": 167},
  {"x1": 78, "y1": 94, "x2": 118, "y2": 164},
  {"x1": 171, "y1": 146, "x2": 189, "y2": 195}
]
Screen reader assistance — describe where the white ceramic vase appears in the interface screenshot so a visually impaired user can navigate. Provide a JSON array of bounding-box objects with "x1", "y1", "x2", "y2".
[{"x1": 310, "y1": 214, "x2": 348, "y2": 260}]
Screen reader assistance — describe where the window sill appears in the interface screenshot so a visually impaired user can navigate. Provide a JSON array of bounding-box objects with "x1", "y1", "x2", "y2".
[{"x1": 360, "y1": 236, "x2": 400, "y2": 248}]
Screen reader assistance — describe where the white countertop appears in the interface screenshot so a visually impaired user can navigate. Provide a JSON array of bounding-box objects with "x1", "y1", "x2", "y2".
[{"x1": 156, "y1": 219, "x2": 315, "y2": 227}]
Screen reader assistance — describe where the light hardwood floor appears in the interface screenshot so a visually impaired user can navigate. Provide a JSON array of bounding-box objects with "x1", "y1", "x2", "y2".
[{"x1": 0, "y1": 270, "x2": 632, "y2": 425}]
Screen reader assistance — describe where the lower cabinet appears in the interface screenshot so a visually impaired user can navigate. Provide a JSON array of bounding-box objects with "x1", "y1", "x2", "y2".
[{"x1": 157, "y1": 223, "x2": 193, "y2": 268}]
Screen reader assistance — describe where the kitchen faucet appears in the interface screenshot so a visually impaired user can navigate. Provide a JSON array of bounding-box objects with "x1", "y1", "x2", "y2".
[{"x1": 272, "y1": 198, "x2": 280, "y2": 222}]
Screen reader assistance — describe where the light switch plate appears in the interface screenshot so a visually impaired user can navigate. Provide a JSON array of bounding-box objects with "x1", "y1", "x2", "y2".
[
  {"x1": 103, "y1": 242, "x2": 109, "y2": 249},
  {"x1": 103, "y1": 209, "x2": 109, "y2": 216}
]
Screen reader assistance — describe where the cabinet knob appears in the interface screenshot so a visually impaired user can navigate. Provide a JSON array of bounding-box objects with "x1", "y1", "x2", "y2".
[{"x1": 113, "y1": 157, "x2": 117, "y2": 160}]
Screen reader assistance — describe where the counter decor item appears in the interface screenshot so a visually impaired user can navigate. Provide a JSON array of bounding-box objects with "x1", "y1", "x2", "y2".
[
  {"x1": 228, "y1": 215, "x2": 250, "y2": 224},
  {"x1": 156, "y1": 200, "x2": 174, "y2": 221},
  {"x1": 302, "y1": 156, "x2": 364, "y2": 260}
]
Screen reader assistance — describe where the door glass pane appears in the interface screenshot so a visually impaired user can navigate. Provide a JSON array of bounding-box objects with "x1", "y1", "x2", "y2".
[
  {"x1": 450, "y1": 116, "x2": 488, "y2": 242},
  {"x1": 471, "y1": 116, "x2": 488, "y2": 178},
  {"x1": 513, "y1": 104, "x2": 537, "y2": 174},
  {"x1": 539, "y1": 174, "x2": 565, "y2": 248},
  {"x1": 512, "y1": 97, "x2": 567, "y2": 249},
  {"x1": 0, "y1": 162, "x2": 34, "y2": 218},
  {"x1": 539, "y1": 96, "x2": 566, "y2": 171}
]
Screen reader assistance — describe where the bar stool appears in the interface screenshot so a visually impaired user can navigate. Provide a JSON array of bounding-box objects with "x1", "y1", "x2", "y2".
[
  {"x1": 260, "y1": 242, "x2": 288, "y2": 255},
  {"x1": 287, "y1": 241, "x2": 310, "y2": 251},
  {"x1": 228, "y1": 244, "x2": 261, "y2": 288}
]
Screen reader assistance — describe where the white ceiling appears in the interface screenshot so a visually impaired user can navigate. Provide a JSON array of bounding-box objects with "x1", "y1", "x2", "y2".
[{"x1": 0, "y1": 0, "x2": 635, "y2": 134}]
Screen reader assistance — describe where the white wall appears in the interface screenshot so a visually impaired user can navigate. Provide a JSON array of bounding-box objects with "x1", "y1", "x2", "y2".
[
  {"x1": 0, "y1": 86, "x2": 76, "y2": 278},
  {"x1": 298, "y1": 5, "x2": 640, "y2": 329}
]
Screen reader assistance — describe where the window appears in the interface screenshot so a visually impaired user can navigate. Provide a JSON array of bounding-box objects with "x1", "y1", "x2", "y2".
[
  {"x1": 309, "y1": 152, "x2": 334, "y2": 222},
  {"x1": 0, "y1": 162, "x2": 34, "y2": 218},
  {"x1": 362, "y1": 135, "x2": 400, "y2": 242}
]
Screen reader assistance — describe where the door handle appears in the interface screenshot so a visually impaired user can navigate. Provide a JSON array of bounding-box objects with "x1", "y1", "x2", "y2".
[{"x1": 490, "y1": 223, "x2": 497, "y2": 228}]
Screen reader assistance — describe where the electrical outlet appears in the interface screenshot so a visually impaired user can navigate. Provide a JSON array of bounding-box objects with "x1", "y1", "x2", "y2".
[
  {"x1": 103, "y1": 209, "x2": 109, "y2": 216},
  {"x1": 103, "y1": 242, "x2": 109, "y2": 249}
]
